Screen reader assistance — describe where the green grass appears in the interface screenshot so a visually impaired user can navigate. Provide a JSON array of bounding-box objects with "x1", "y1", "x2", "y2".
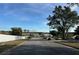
[
  {"x1": 56, "y1": 40, "x2": 79, "y2": 49},
  {"x1": 0, "y1": 39, "x2": 26, "y2": 53}
]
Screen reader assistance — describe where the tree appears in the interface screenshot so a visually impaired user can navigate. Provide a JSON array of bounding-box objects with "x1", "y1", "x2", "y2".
[
  {"x1": 10, "y1": 27, "x2": 22, "y2": 36},
  {"x1": 49, "y1": 30, "x2": 58, "y2": 37},
  {"x1": 24, "y1": 29, "x2": 27, "y2": 32},
  {"x1": 47, "y1": 6, "x2": 79, "y2": 39},
  {"x1": 24, "y1": 29, "x2": 29, "y2": 32},
  {"x1": 74, "y1": 26, "x2": 79, "y2": 35},
  {"x1": 67, "y1": 3, "x2": 79, "y2": 7}
]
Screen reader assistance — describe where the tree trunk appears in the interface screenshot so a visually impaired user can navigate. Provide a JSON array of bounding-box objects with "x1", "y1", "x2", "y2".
[
  {"x1": 62, "y1": 28, "x2": 65, "y2": 40},
  {"x1": 65, "y1": 30, "x2": 68, "y2": 39}
]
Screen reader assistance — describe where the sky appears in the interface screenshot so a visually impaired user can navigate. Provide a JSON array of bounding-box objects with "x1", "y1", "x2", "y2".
[{"x1": 0, "y1": 3, "x2": 79, "y2": 32}]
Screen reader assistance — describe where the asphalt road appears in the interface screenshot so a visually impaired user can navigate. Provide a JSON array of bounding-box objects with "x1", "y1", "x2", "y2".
[{"x1": 1, "y1": 39, "x2": 79, "y2": 55}]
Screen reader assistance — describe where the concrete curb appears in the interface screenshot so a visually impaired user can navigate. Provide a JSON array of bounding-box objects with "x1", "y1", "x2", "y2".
[{"x1": 0, "y1": 41, "x2": 26, "y2": 55}]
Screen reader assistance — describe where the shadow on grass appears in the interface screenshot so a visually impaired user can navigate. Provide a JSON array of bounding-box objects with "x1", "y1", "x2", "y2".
[{"x1": 59, "y1": 40, "x2": 79, "y2": 43}]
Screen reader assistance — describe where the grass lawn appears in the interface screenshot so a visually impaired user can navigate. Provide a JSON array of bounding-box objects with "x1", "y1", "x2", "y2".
[
  {"x1": 56, "y1": 40, "x2": 79, "y2": 49},
  {"x1": 0, "y1": 39, "x2": 26, "y2": 53}
]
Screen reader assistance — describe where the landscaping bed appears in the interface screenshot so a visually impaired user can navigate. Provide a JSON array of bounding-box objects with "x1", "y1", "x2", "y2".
[{"x1": 0, "y1": 39, "x2": 26, "y2": 53}]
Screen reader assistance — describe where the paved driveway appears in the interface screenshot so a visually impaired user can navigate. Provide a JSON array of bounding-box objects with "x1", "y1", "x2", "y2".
[{"x1": 1, "y1": 40, "x2": 79, "y2": 55}]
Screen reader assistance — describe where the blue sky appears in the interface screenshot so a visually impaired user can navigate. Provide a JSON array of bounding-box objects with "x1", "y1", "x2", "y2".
[{"x1": 0, "y1": 3, "x2": 78, "y2": 32}]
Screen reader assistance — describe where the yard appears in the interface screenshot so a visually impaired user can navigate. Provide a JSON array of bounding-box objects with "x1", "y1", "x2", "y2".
[
  {"x1": 56, "y1": 40, "x2": 79, "y2": 49},
  {"x1": 0, "y1": 39, "x2": 26, "y2": 53}
]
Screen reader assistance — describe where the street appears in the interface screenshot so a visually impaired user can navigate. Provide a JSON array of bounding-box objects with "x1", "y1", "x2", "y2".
[{"x1": 1, "y1": 38, "x2": 79, "y2": 55}]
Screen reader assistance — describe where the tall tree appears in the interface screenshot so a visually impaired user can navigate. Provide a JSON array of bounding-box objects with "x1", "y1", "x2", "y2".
[
  {"x1": 10, "y1": 27, "x2": 22, "y2": 36},
  {"x1": 47, "y1": 6, "x2": 79, "y2": 39}
]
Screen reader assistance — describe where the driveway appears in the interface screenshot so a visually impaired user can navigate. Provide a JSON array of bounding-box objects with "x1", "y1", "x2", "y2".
[{"x1": 1, "y1": 40, "x2": 79, "y2": 55}]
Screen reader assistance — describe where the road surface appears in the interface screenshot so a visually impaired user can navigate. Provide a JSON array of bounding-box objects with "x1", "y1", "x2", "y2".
[{"x1": 1, "y1": 39, "x2": 79, "y2": 55}]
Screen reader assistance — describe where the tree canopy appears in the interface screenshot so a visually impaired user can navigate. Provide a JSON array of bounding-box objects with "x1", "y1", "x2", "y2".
[
  {"x1": 49, "y1": 30, "x2": 58, "y2": 36},
  {"x1": 47, "y1": 6, "x2": 79, "y2": 39},
  {"x1": 10, "y1": 27, "x2": 22, "y2": 36}
]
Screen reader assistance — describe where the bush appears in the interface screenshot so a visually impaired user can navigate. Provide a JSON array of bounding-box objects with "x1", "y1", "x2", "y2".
[
  {"x1": 10, "y1": 27, "x2": 22, "y2": 36},
  {"x1": 27, "y1": 36, "x2": 32, "y2": 40},
  {"x1": 75, "y1": 35, "x2": 79, "y2": 40},
  {"x1": 47, "y1": 38, "x2": 51, "y2": 40}
]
